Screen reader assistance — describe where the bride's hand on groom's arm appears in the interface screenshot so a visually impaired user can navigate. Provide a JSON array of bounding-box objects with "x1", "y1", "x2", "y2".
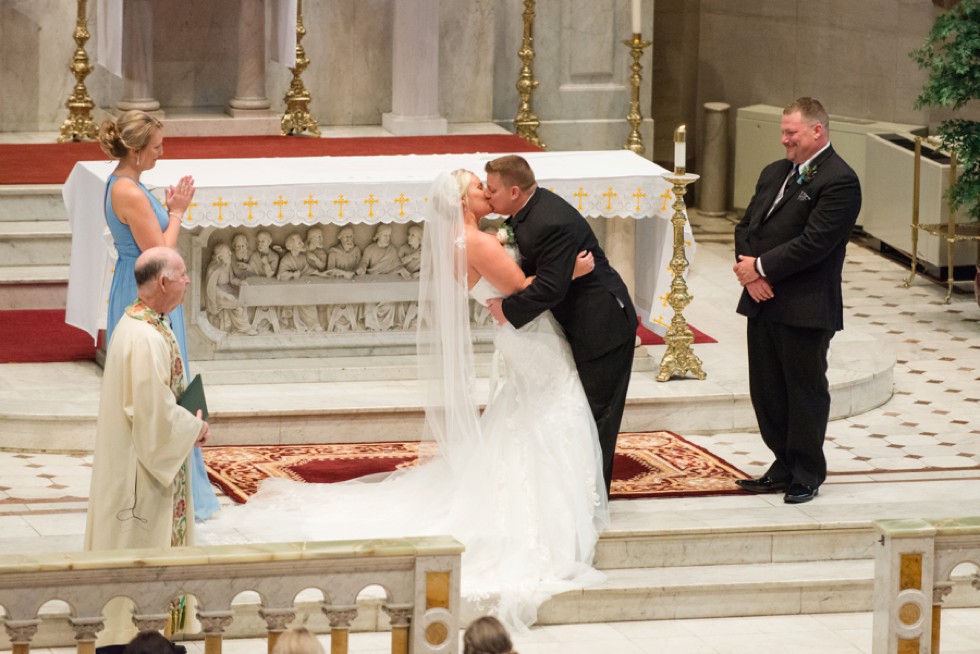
[
  {"x1": 486, "y1": 297, "x2": 508, "y2": 325},
  {"x1": 572, "y1": 250, "x2": 594, "y2": 279}
]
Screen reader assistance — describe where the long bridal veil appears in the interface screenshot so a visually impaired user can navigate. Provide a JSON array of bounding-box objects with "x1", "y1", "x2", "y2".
[{"x1": 198, "y1": 172, "x2": 607, "y2": 633}]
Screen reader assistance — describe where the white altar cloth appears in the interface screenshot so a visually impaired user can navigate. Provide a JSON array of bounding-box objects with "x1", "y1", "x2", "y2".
[{"x1": 63, "y1": 150, "x2": 692, "y2": 340}]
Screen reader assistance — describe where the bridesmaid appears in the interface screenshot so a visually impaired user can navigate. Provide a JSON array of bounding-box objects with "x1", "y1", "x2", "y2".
[{"x1": 97, "y1": 110, "x2": 221, "y2": 521}]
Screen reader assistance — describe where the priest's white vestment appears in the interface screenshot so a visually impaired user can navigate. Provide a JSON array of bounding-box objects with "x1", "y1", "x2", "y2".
[{"x1": 84, "y1": 307, "x2": 203, "y2": 644}]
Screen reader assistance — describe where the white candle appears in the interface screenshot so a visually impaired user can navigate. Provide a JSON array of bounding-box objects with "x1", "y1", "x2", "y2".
[
  {"x1": 632, "y1": 0, "x2": 641, "y2": 34},
  {"x1": 674, "y1": 125, "x2": 686, "y2": 172}
]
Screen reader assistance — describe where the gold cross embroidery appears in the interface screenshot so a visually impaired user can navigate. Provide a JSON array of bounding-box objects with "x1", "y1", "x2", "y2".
[
  {"x1": 273, "y1": 196, "x2": 288, "y2": 220},
  {"x1": 333, "y1": 194, "x2": 350, "y2": 219},
  {"x1": 186, "y1": 201, "x2": 197, "y2": 221},
  {"x1": 653, "y1": 315, "x2": 669, "y2": 329},
  {"x1": 602, "y1": 187, "x2": 617, "y2": 211},
  {"x1": 573, "y1": 187, "x2": 589, "y2": 211},
  {"x1": 243, "y1": 196, "x2": 259, "y2": 221},
  {"x1": 659, "y1": 291, "x2": 669, "y2": 308},
  {"x1": 303, "y1": 195, "x2": 319, "y2": 218},
  {"x1": 364, "y1": 194, "x2": 379, "y2": 218},
  {"x1": 659, "y1": 189, "x2": 673, "y2": 212},
  {"x1": 212, "y1": 197, "x2": 229, "y2": 221},
  {"x1": 632, "y1": 188, "x2": 647, "y2": 212},
  {"x1": 394, "y1": 193, "x2": 410, "y2": 217}
]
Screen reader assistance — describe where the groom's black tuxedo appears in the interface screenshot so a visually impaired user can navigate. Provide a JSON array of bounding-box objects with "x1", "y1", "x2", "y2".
[
  {"x1": 501, "y1": 187, "x2": 637, "y2": 492},
  {"x1": 735, "y1": 145, "x2": 861, "y2": 489}
]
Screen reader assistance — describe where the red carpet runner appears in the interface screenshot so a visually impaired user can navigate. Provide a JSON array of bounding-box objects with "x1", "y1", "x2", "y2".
[
  {"x1": 202, "y1": 431, "x2": 748, "y2": 503},
  {"x1": 0, "y1": 134, "x2": 542, "y2": 185},
  {"x1": 0, "y1": 311, "x2": 712, "y2": 363}
]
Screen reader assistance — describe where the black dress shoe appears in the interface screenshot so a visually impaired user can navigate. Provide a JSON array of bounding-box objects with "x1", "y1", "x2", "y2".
[
  {"x1": 783, "y1": 483, "x2": 819, "y2": 504},
  {"x1": 735, "y1": 476, "x2": 789, "y2": 493}
]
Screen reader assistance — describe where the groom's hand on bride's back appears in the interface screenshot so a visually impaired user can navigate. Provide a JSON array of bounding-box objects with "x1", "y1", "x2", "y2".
[{"x1": 486, "y1": 297, "x2": 508, "y2": 325}]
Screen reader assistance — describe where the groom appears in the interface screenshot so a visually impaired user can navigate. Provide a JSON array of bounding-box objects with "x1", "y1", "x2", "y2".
[{"x1": 484, "y1": 155, "x2": 636, "y2": 493}]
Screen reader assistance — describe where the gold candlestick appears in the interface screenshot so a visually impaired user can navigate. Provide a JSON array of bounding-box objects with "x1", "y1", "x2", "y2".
[
  {"x1": 281, "y1": 0, "x2": 320, "y2": 137},
  {"x1": 656, "y1": 171, "x2": 706, "y2": 382},
  {"x1": 58, "y1": 0, "x2": 98, "y2": 142},
  {"x1": 514, "y1": 0, "x2": 545, "y2": 149},
  {"x1": 623, "y1": 33, "x2": 652, "y2": 155}
]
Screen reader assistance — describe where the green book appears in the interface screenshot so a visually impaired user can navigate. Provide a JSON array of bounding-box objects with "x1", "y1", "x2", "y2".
[{"x1": 177, "y1": 374, "x2": 208, "y2": 421}]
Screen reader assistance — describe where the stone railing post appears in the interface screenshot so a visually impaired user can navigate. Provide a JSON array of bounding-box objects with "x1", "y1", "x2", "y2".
[
  {"x1": 872, "y1": 519, "x2": 937, "y2": 654},
  {"x1": 259, "y1": 608, "x2": 296, "y2": 654},
  {"x1": 322, "y1": 605, "x2": 358, "y2": 654},
  {"x1": 197, "y1": 610, "x2": 234, "y2": 654},
  {"x1": 131, "y1": 613, "x2": 170, "y2": 634},
  {"x1": 4, "y1": 619, "x2": 41, "y2": 654},
  {"x1": 69, "y1": 617, "x2": 105, "y2": 654},
  {"x1": 382, "y1": 603, "x2": 413, "y2": 654}
]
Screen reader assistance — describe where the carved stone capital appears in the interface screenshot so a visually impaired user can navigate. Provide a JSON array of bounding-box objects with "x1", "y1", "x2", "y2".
[
  {"x1": 70, "y1": 617, "x2": 106, "y2": 642},
  {"x1": 258, "y1": 608, "x2": 296, "y2": 633},
  {"x1": 4, "y1": 619, "x2": 41, "y2": 644},
  {"x1": 382, "y1": 603, "x2": 413, "y2": 628},
  {"x1": 933, "y1": 583, "x2": 954, "y2": 604},
  {"x1": 197, "y1": 611, "x2": 234, "y2": 635},
  {"x1": 131, "y1": 614, "x2": 170, "y2": 633},
  {"x1": 322, "y1": 605, "x2": 358, "y2": 629}
]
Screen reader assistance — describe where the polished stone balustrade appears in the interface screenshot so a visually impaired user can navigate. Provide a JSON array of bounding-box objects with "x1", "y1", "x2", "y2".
[
  {"x1": 872, "y1": 517, "x2": 980, "y2": 654},
  {"x1": 0, "y1": 536, "x2": 463, "y2": 654}
]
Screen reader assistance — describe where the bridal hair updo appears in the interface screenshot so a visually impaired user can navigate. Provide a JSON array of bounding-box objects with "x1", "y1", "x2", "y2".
[
  {"x1": 463, "y1": 616, "x2": 516, "y2": 654},
  {"x1": 98, "y1": 110, "x2": 163, "y2": 159}
]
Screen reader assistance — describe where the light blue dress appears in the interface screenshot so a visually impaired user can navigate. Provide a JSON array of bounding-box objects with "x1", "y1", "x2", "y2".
[{"x1": 104, "y1": 174, "x2": 221, "y2": 521}]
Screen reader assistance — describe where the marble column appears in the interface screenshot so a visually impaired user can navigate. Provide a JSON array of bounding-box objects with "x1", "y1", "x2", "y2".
[
  {"x1": 382, "y1": 0, "x2": 447, "y2": 135},
  {"x1": 228, "y1": 0, "x2": 272, "y2": 115},
  {"x1": 115, "y1": 0, "x2": 160, "y2": 113},
  {"x1": 605, "y1": 217, "x2": 636, "y2": 299},
  {"x1": 699, "y1": 102, "x2": 730, "y2": 216}
]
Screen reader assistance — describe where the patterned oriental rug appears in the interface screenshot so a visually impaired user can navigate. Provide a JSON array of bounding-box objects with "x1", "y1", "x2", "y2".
[{"x1": 203, "y1": 431, "x2": 748, "y2": 503}]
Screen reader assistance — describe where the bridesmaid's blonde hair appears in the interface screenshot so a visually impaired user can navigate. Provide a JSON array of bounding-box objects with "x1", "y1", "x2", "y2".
[{"x1": 98, "y1": 110, "x2": 163, "y2": 159}]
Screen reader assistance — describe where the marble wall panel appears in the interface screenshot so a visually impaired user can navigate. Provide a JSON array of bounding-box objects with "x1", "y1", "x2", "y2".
[{"x1": 438, "y1": 0, "x2": 495, "y2": 123}]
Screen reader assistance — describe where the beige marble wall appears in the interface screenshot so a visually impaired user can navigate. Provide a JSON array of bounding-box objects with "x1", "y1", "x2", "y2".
[
  {"x1": 492, "y1": 0, "x2": 655, "y2": 154},
  {"x1": 0, "y1": 0, "x2": 495, "y2": 132}
]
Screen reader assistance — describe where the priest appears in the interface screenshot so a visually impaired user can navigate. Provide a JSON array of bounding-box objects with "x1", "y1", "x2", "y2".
[{"x1": 84, "y1": 247, "x2": 209, "y2": 644}]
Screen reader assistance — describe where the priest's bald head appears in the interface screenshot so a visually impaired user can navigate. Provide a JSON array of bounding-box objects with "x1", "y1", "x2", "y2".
[{"x1": 135, "y1": 247, "x2": 190, "y2": 315}]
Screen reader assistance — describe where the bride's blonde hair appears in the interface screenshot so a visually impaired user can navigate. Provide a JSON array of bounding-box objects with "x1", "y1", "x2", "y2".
[{"x1": 451, "y1": 169, "x2": 475, "y2": 213}]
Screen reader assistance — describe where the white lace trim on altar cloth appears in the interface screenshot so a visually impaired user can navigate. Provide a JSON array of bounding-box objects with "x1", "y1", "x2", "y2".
[{"x1": 65, "y1": 151, "x2": 674, "y2": 228}]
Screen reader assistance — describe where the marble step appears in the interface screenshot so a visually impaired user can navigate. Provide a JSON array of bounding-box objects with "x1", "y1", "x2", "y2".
[
  {"x1": 0, "y1": 184, "x2": 65, "y2": 222},
  {"x1": 0, "y1": 265, "x2": 68, "y2": 310},
  {"x1": 0, "y1": 220, "x2": 72, "y2": 267}
]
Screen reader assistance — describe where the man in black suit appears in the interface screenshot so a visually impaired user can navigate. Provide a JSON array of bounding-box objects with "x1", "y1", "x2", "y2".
[
  {"x1": 733, "y1": 97, "x2": 861, "y2": 504},
  {"x1": 483, "y1": 155, "x2": 636, "y2": 494}
]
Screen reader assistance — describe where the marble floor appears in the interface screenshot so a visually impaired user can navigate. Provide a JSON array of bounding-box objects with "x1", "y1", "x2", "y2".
[{"x1": 2, "y1": 213, "x2": 979, "y2": 652}]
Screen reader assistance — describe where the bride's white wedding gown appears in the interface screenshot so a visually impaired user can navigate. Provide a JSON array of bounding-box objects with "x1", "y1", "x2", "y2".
[{"x1": 198, "y1": 277, "x2": 609, "y2": 630}]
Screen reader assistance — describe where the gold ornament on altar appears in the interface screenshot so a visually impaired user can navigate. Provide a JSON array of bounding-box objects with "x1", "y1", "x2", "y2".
[
  {"x1": 281, "y1": 0, "x2": 321, "y2": 137},
  {"x1": 514, "y1": 0, "x2": 545, "y2": 149},
  {"x1": 623, "y1": 33, "x2": 652, "y2": 155},
  {"x1": 58, "y1": 0, "x2": 98, "y2": 143},
  {"x1": 657, "y1": 126, "x2": 705, "y2": 382}
]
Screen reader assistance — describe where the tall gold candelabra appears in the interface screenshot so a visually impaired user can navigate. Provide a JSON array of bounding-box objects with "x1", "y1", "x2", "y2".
[
  {"x1": 281, "y1": 0, "x2": 320, "y2": 137},
  {"x1": 657, "y1": 167, "x2": 706, "y2": 382},
  {"x1": 514, "y1": 0, "x2": 544, "y2": 149},
  {"x1": 58, "y1": 0, "x2": 98, "y2": 142},
  {"x1": 624, "y1": 33, "x2": 652, "y2": 155}
]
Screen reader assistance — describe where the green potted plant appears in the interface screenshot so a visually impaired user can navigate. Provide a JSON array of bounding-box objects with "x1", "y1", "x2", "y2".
[{"x1": 910, "y1": 0, "x2": 980, "y2": 305}]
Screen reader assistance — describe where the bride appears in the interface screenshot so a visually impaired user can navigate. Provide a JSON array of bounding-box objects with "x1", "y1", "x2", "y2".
[{"x1": 199, "y1": 170, "x2": 609, "y2": 630}]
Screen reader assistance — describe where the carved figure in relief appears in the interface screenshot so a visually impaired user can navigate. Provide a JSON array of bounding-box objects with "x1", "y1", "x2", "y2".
[
  {"x1": 324, "y1": 226, "x2": 362, "y2": 332},
  {"x1": 205, "y1": 243, "x2": 257, "y2": 335},
  {"x1": 325, "y1": 226, "x2": 361, "y2": 280},
  {"x1": 277, "y1": 232, "x2": 323, "y2": 332},
  {"x1": 399, "y1": 224, "x2": 424, "y2": 278},
  {"x1": 245, "y1": 230, "x2": 281, "y2": 333},
  {"x1": 231, "y1": 233, "x2": 251, "y2": 283},
  {"x1": 247, "y1": 230, "x2": 280, "y2": 278},
  {"x1": 305, "y1": 227, "x2": 328, "y2": 273},
  {"x1": 358, "y1": 225, "x2": 412, "y2": 332}
]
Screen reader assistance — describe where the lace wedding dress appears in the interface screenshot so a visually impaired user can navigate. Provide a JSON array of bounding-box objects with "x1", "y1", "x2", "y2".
[{"x1": 198, "y1": 173, "x2": 608, "y2": 631}]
